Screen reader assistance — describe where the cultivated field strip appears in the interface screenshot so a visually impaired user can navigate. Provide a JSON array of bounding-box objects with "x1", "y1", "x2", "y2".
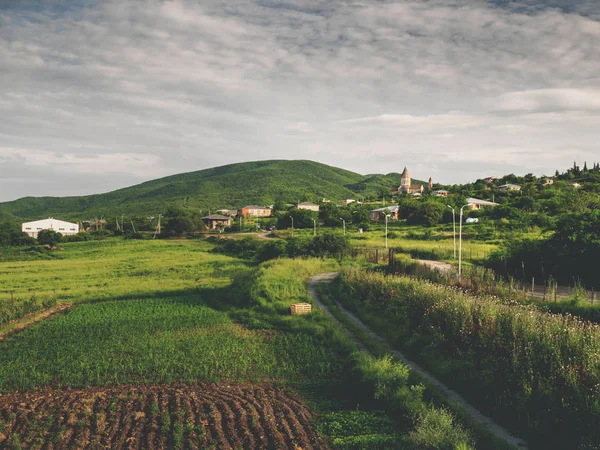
[{"x1": 0, "y1": 383, "x2": 326, "y2": 449}]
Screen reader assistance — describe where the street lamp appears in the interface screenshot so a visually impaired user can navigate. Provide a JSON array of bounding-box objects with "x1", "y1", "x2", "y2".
[
  {"x1": 458, "y1": 204, "x2": 470, "y2": 279},
  {"x1": 339, "y1": 218, "x2": 346, "y2": 235},
  {"x1": 289, "y1": 215, "x2": 294, "y2": 238},
  {"x1": 447, "y1": 205, "x2": 456, "y2": 260},
  {"x1": 312, "y1": 218, "x2": 316, "y2": 237},
  {"x1": 385, "y1": 214, "x2": 391, "y2": 249}
]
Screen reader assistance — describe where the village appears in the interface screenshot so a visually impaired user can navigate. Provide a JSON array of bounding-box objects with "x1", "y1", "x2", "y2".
[{"x1": 20, "y1": 165, "x2": 576, "y2": 237}]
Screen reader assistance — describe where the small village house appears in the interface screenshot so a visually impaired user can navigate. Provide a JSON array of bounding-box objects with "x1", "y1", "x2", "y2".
[
  {"x1": 297, "y1": 202, "x2": 320, "y2": 212},
  {"x1": 497, "y1": 183, "x2": 521, "y2": 192},
  {"x1": 370, "y1": 206, "x2": 399, "y2": 222},
  {"x1": 484, "y1": 176, "x2": 498, "y2": 184},
  {"x1": 339, "y1": 198, "x2": 355, "y2": 206},
  {"x1": 21, "y1": 218, "x2": 79, "y2": 239},
  {"x1": 572, "y1": 183, "x2": 582, "y2": 189},
  {"x1": 466, "y1": 197, "x2": 499, "y2": 211},
  {"x1": 202, "y1": 214, "x2": 232, "y2": 230},
  {"x1": 240, "y1": 205, "x2": 272, "y2": 218},
  {"x1": 435, "y1": 190, "x2": 449, "y2": 197}
]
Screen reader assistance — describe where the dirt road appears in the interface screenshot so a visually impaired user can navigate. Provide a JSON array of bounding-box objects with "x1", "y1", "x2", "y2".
[{"x1": 308, "y1": 273, "x2": 527, "y2": 450}]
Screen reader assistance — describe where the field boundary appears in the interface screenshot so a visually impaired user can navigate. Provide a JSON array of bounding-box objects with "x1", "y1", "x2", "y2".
[
  {"x1": 0, "y1": 302, "x2": 73, "y2": 342},
  {"x1": 308, "y1": 273, "x2": 528, "y2": 450}
]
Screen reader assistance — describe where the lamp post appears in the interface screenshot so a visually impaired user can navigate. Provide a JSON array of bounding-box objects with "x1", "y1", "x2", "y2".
[
  {"x1": 385, "y1": 214, "x2": 391, "y2": 249},
  {"x1": 340, "y1": 218, "x2": 346, "y2": 235},
  {"x1": 447, "y1": 205, "x2": 456, "y2": 260},
  {"x1": 289, "y1": 216, "x2": 294, "y2": 238},
  {"x1": 312, "y1": 218, "x2": 316, "y2": 237},
  {"x1": 458, "y1": 204, "x2": 470, "y2": 279}
]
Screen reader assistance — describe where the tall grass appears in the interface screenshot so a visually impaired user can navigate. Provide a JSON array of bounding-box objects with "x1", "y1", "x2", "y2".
[{"x1": 332, "y1": 267, "x2": 600, "y2": 449}]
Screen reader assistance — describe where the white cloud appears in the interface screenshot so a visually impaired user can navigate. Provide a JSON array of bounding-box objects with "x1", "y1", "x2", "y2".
[{"x1": 492, "y1": 88, "x2": 600, "y2": 113}]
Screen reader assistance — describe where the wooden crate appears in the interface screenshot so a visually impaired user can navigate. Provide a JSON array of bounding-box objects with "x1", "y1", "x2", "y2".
[{"x1": 290, "y1": 303, "x2": 312, "y2": 315}]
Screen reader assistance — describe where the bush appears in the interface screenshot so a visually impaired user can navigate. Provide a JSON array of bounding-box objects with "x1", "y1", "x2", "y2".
[
  {"x1": 407, "y1": 408, "x2": 473, "y2": 450},
  {"x1": 37, "y1": 229, "x2": 63, "y2": 246}
]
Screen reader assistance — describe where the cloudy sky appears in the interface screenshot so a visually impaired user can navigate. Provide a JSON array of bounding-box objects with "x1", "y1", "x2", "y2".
[{"x1": 1, "y1": 0, "x2": 599, "y2": 201}]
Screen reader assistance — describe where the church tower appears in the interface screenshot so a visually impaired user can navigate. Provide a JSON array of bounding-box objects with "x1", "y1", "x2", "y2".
[
  {"x1": 400, "y1": 167, "x2": 411, "y2": 192},
  {"x1": 428, "y1": 177, "x2": 433, "y2": 191}
]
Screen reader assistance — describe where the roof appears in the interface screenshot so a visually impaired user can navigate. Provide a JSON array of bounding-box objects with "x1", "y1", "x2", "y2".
[
  {"x1": 22, "y1": 218, "x2": 78, "y2": 226},
  {"x1": 467, "y1": 197, "x2": 498, "y2": 206},
  {"x1": 242, "y1": 205, "x2": 269, "y2": 209},
  {"x1": 298, "y1": 202, "x2": 319, "y2": 206},
  {"x1": 371, "y1": 206, "x2": 399, "y2": 213},
  {"x1": 401, "y1": 167, "x2": 410, "y2": 177},
  {"x1": 202, "y1": 214, "x2": 231, "y2": 220},
  {"x1": 435, "y1": 189, "x2": 449, "y2": 193},
  {"x1": 498, "y1": 184, "x2": 521, "y2": 188}
]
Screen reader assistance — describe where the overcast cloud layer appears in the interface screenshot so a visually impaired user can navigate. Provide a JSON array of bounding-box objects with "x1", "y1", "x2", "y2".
[{"x1": 1, "y1": 0, "x2": 599, "y2": 201}]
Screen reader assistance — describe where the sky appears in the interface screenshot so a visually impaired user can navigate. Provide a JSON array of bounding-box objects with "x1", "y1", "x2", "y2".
[{"x1": 1, "y1": 0, "x2": 599, "y2": 201}]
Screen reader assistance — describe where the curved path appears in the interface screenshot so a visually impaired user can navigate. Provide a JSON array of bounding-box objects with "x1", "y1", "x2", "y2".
[{"x1": 308, "y1": 273, "x2": 527, "y2": 450}]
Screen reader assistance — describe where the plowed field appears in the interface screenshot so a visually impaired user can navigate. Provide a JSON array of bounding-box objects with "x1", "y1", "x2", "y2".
[{"x1": 0, "y1": 383, "x2": 327, "y2": 449}]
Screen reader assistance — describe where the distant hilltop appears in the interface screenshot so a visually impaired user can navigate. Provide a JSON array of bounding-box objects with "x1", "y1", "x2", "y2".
[{"x1": 0, "y1": 160, "x2": 423, "y2": 221}]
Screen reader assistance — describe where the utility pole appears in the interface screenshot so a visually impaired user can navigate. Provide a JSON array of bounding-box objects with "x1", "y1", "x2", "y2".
[
  {"x1": 122, "y1": 215, "x2": 124, "y2": 231},
  {"x1": 340, "y1": 218, "x2": 346, "y2": 235},
  {"x1": 289, "y1": 216, "x2": 294, "y2": 238},
  {"x1": 447, "y1": 205, "x2": 456, "y2": 260},
  {"x1": 239, "y1": 216, "x2": 242, "y2": 232},
  {"x1": 153, "y1": 215, "x2": 161, "y2": 239},
  {"x1": 130, "y1": 220, "x2": 137, "y2": 234},
  {"x1": 458, "y1": 204, "x2": 469, "y2": 279},
  {"x1": 312, "y1": 218, "x2": 316, "y2": 237},
  {"x1": 385, "y1": 214, "x2": 391, "y2": 249}
]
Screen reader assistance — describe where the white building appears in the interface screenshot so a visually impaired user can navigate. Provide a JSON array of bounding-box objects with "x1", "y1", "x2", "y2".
[
  {"x1": 297, "y1": 202, "x2": 320, "y2": 212},
  {"x1": 21, "y1": 218, "x2": 79, "y2": 239},
  {"x1": 466, "y1": 197, "x2": 499, "y2": 211}
]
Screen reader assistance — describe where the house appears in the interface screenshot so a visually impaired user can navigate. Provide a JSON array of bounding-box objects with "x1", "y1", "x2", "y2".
[
  {"x1": 497, "y1": 184, "x2": 521, "y2": 192},
  {"x1": 435, "y1": 190, "x2": 449, "y2": 197},
  {"x1": 22, "y1": 218, "x2": 79, "y2": 239},
  {"x1": 542, "y1": 178, "x2": 554, "y2": 186},
  {"x1": 339, "y1": 198, "x2": 355, "y2": 206},
  {"x1": 216, "y1": 209, "x2": 238, "y2": 217},
  {"x1": 467, "y1": 197, "x2": 498, "y2": 210},
  {"x1": 240, "y1": 205, "x2": 272, "y2": 218},
  {"x1": 297, "y1": 202, "x2": 320, "y2": 212},
  {"x1": 202, "y1": 214, "x2": 232, "y2": 230},
  {"x1": 370, "y1": 206, "x2": 399, "y2": 222},
  {"x1": 484, "y1": 176, "x2": 498, "y2": 184},
  {"x1": 398, "y1": 167, "x2": 424, "y2": 194},
  {"x1": 322, "y1": 198, "x2": 331, "y2": 204},
  {"x1": 572, "y1": 183, "x2": 582, "y2": 189},
  {"x1": 465, "y1": 218, "x2": 479, "y2": 224}
]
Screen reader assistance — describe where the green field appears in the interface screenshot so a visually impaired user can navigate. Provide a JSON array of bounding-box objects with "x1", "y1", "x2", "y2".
[
  {"x1": 0, "y1": 239, "x2": 243, "y2": 303},
  {"x1": 0, "y1": 238, "x2": 480, "y2": 449}
]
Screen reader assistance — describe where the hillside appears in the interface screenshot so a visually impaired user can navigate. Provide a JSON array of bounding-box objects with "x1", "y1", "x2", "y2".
[{"x1": 0, "y1": 160, "x2": 419, "y2": 220}]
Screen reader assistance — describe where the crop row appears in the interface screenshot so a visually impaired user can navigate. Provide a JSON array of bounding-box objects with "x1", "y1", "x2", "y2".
[
  {"x1": 0, "y1": 297, "x2": 342, "y2": 391},
  {"x1": 0, "y1": 383, "x2": 324, "y2": 449}
]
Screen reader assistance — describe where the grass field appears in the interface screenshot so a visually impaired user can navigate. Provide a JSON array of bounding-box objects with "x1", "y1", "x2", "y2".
[
  {"x1": 0, "y1": 239, "x2": 415, "y2": 449},
  {"x1": 0, "y1": 239, "x2": 244, "y2": 302}
]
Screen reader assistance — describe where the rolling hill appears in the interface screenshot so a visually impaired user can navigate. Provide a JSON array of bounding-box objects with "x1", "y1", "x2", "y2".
[{"x1": 0, "y1": 160, "x2": 422, "y2": 220}]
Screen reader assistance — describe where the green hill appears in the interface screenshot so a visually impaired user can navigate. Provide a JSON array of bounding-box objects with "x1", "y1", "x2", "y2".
[{"x1": 0, "y1": 160, "x2": 421, "y2": 221}]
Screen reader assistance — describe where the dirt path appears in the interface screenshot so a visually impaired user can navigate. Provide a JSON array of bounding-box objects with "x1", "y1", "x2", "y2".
[
  {"x1": 308, "y1": 273, "x2": 527, "y2": 450},
  {"x1": 0, "y1": 302, "x2": 73, "y2": 342},
  {"x1": 416, "y1": 259, "x2": 453, "y2": 273}
]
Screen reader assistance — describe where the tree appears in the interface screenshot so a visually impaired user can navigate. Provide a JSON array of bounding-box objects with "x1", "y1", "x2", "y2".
[{"x1": 37, "y1": 229, "x2": 63, "y2": 246}]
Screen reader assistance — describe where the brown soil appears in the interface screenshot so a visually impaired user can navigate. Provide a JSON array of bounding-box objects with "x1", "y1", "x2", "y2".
[
  {"x1": 0, "y1": 302, "x2": 73, "y2": 342},
  {"x1": 0, "y1": 383, "x2": 326, "y2": 449}
]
